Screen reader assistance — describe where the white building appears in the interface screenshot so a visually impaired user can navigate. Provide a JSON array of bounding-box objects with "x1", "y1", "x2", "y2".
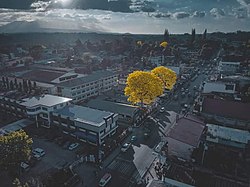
[
  {"x1": 149, "y1": 55, "x2": 164, "y2": 66},
  {"x1": 52, "y1": 105, "x2": 119, "y2": 145},
  {"x1": 57, "y1": 70, "x2": 118, "y2": 102},
  {"x1": 218, "y1": 61, "x2": 241, "y2": 75},
  {"x1": 202, "y1": 82, "x2": 236, "y2": 94},
  {"x1": 19, "y1": 94, "x2": 72, "y2": 128},
  {"x1": 206, "y1": 124, "x2": 250, "y2": 149}
]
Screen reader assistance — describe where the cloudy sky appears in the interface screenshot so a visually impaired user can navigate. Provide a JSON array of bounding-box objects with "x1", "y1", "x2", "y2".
[{"x1": 0, "y1": 0, "x2": 249, "y2": 34}]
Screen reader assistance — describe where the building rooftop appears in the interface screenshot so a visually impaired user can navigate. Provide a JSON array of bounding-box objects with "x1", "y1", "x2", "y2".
[
  {"x1": 58, "y1": 70, "x2": 116, "y2": 88},
  {"x1": 202, "y1": 82, "x2": 236, "y2": 94},
  {"x1": 19, "y1": 94, "x2": 72, "y2": 108},
  {"x1": 168, "y1": 115, "x2": 205, "y2": 147},
  {"x1": 16, "y1": 69, "x2": 65, "y2": 83},
  {"x1": 202, "y1": 98, "x2": 250, "y2": 121},
  {"x1": 54, "y1": 105, "x2": 115, "y2": 127},
  {"x1": 85, "y1": 98, "x2": 138, "y2": 117},
  {"x1": 0, "y1": 119, "x2": 33, "y2": 135},
  {"x1": 146, "y1": 179, "x2": 194, "y2": 187},
  {"x1": 206, "y1": 124, "x2": 250, "y2": 148}
]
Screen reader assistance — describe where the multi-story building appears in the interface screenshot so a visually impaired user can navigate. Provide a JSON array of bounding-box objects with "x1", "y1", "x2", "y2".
[
  {"x1": 218, "y1": 61, "x2": 241, "y2": 76},
  {"x1": 149, "y1": 55, "x2": 164, "y2": 66},
  {"x1": 51, "y1": 105, "x2": 118, "y2": 145},
  {"x1": 57, "y1": 70, "x2": 118, "y2": 102},
  {"x1": 18, "y1": 94, "x2": 72, "y2": 128}
]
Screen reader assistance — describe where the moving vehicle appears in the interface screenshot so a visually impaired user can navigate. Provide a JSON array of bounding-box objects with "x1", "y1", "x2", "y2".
[
  {"x1": 121, "y1": 143, "x2": 131, "y2": 152},
  {"x1": 159, "y1": 107, "x2": 165, "y2": 113},
  {"x1": 131, "y1": 135, "x2": 137, "y2": 142},
  {"x1": 99, "y1": 173, "x2": 112, "y2": 187},
  {"x1": 68, "y1": 143, "x2": 79, "y2": 150}
]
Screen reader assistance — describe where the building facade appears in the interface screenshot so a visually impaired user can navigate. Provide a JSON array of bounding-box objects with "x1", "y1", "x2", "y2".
[
  {"x1": 57, "y1": 70, "x2": 118, "y2": 102},
  {"x1": 51, "y1": 105, "x2": 119, "y2": 145}
]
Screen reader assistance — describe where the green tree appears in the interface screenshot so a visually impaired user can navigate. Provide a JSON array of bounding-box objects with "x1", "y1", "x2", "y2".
[
  {"x1": 203, "y1": 29, "x2": 207, "y2": 40},
  {"x1": 6, "y1": 77, "x2": 9, "y2": 89},
  {"x1": 28, "y1": 80, "x2": 32, "y2": 92},
  {"x1": 0, "y1": 130, "x2": 33, "y2": 169},
  {"x1": 191, "y1": 28, "x2": 196, "y2": 44},
  {"x1": 124, "y1": 71, "x2": 163, "y2": 106},
  {"x1": 14, "y1": 78, "x2": 18, "y2": 89},
  {"x1": 33, "y1": 81, "x2": 37, "y2": 89},
  {"x1": 10, "y1": 80, "x2": 14, "y2": 90},
  {"x1": 164, "y1": 29, "x2": 170, "y2": 41},
  {"x1": 2, "y1": 76, "x2": 6, "y2": 88},
  {"x1": 18, "y1": 82, "x2": 22, "y2": 92}
]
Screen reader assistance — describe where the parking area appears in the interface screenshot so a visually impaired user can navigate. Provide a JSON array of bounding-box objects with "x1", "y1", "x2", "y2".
[{"x1": 20, "y1": 136, "x2": 77, "y2": 180}]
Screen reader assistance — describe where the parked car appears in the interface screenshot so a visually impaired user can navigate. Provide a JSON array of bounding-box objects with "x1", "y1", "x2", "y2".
[
  {"x1": 121, "y1": 143, "x2": 131, "y2": 152},
  {"x1": 131, "y1": 135, "x2": 137, "y2": 142},
  {"x1": 32, "y1": 148, "x2": 45, "y2": 157},
  {"x1": 32, "y1": 153, "x2": 42, "y2": 161},
  {"x1": 68, "y1": 143, "x2": 79, "y2": 151},
  {"x1": 99, "y1": 173, "x2": 112, "y2": 187},
  {"x1": 20, "y1": 162, "x2": 30, "y2": 172}
]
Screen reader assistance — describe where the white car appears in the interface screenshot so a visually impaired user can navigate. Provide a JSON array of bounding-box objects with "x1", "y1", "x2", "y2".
[
  {"x1": 159, "y1": 107, "x2": 165, "y2": 113},
  {"x1": 121, "y1": 143, "x2": 131, "y2": 152},
  {"x1": 32, "y1": 148, "x2": 45, "y2": 157},
  {"x1": 99, "y1": 173, "x2": 112, "y2": 187},
  {"x1": 68, "y1": 143, "x2": 79, "y2": 150}
]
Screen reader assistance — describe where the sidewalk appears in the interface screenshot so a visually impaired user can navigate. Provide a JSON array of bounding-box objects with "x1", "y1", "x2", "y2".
[{"x1": 143, "y1": 155, "x2": 167, "y2": 183}]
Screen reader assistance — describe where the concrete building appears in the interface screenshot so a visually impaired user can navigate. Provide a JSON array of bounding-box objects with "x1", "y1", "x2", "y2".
[
  {"x1": 166, "y1": 115, "x2": 205, "y2": 161},
  {"x1": 149, "y1": 55, "x2": 164, "y2": 66},
  {"x1": 18, "y1": 94, "x2": 72, "y2": 128},
  {"x1": 206, "y1": 124, "x2": 250, "y2": 149},
  {"x1": 202, "y1": 81, "x2": 237, "y2": 95},
  {"x1": 85, "y1": 98, "x2": 140, "y2": 125},
  {"x1": 57, "y1": 70, "x2": 118, "y2": 102},
  {"x1": 51, "y1": 105, "x2": 118, "y2": 145},
  {"x1": 200, "y1": 98, "x2": 250, "y2": 129},
  {"x1": 218, "y1": 61, "x2": 241, "y2": 75}
]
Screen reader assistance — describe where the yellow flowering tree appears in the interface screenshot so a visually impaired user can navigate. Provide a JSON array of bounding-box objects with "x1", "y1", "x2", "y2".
[
  {"x1": 124, "y1": 71, "x2": 164, "y2": 106},
  {"x1": 151, "y1": 66, "x2": 177, "y2": 90},
  {"x1": 0, "y1": 130, "x2": 33, "y2": 169}
]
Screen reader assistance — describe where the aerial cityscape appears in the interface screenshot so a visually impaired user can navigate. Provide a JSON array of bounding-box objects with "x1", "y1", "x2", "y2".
[{"x1": 0, "y1": 0, "x2": 250, "y2": 187}]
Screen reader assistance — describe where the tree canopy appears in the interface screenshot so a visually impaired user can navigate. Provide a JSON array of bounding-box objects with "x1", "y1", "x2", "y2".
[
  {"x1": 151, "y1": 66, "x2": 177, "y2": 90},
  {"x1": 124, "y1": 71, "x2": 164, "y2": 105},
  {"x1": 0, "y1": 130, "x2": 33, "y2": 169}
]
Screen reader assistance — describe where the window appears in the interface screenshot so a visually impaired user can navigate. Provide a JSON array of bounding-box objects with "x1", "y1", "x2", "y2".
[
  {"x1": 79, "y1": 128, "x2": 86, "y2": 132},
  {"x1": 35, "y1": 107, "x2": 41, "y2": 111},
  {"x1": 53, "y1": 106, "x2": 57, "y2": 110},
  {"x1": 42, "y1": 113, "x2": 48, "y2": 118},
  {"x1": 225, "y1": 84, "x2": 234, "y2": 90},
  {"x1": 42, "y1": 107, "x2": 48, "y2": 111}
]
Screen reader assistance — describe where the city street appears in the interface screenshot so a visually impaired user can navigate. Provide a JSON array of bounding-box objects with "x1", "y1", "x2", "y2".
[{"x1": 77, "y1": 63, "x2": 217, "y2": 187}]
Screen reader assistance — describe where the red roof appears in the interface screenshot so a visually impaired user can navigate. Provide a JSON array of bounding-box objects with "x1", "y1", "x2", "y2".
[
  {"x1": 168, "y1": 115, "x2": 205, "y2": 147},
  {"x1": 202, "y1": 98, "x2": 250, "y2": 121}
]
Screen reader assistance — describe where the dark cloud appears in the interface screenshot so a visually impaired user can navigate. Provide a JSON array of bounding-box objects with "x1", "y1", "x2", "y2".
[
  {"x1": 173, "y1": 12, "x2": 190, "y2": 19},
  {"x1": 193, "y1": 11, "x2": 206, "y2": 18}
]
